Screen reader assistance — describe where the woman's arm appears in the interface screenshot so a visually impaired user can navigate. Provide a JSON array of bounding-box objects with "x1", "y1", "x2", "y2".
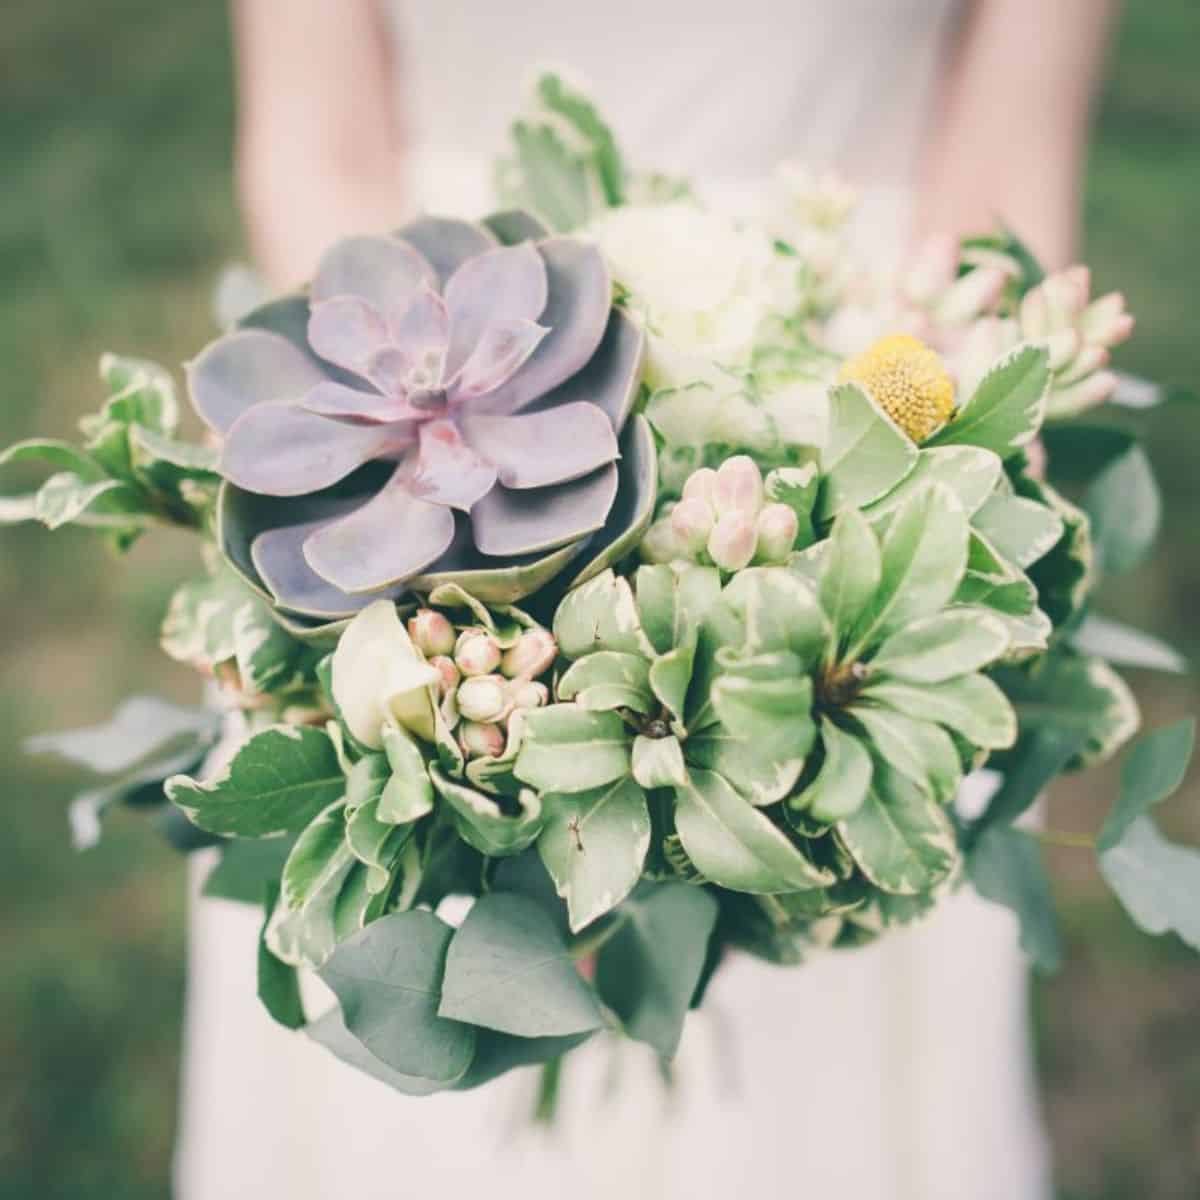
[
  {"x1": 917, "y1": 0, "x2": 1118, "y2": 269},
  {"x1": 230, "y1": 0, "x2": 405, "y2": 288}
]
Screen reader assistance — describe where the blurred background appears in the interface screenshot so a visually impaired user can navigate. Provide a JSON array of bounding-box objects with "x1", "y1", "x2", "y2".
[{"x1": 0, "y1": 3, "x2": 1197, "y2": 1197}]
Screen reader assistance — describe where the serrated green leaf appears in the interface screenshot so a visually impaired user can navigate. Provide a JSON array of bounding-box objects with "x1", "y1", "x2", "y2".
[
  {"x1": 836, "y1": 759, "x2": 957, "y2": 894},
  {"x1": 439, "y1": 893, "x2": 605, "y2": 1036},
  {"x1": 538, "y1": 776, "x2": 651, "y2": 931},
  {"x1": 968, "y1": 826, "x2": 1061, "y2": 972},
  {"x1": 845, "y1": 706, "x2": 962, "y2": 805},
  {"x1": 793, "y1": 722, "x2": 873, "y2": 822},
  {"x1": 430, "y1": 765, "x2": 543, "y2": 857},
  {"x1": 849, "y1": 483, "x2": 969, "y2": 655},
  {"x1": 1097, "y1": 719, "x2": 1195, "y2": 853},
  {"x1": 862, "y1": 673, "x2": 1017, "y2": 750},
  {"x1": 515, "y1": 706, "x2": 632, "y2": 794},
  {"x1": 927, "y1": 345, "x2": 1048, "y2": 459},
  {"x1": 818, "y1": 509, "x2": 881, "y2": 644},
  {"x1": 594, "y1": 882, "x2": 718, "y2": 1058},
  {"x1": 869, "y1": 609, "x2": 1010, "y2": 683},
  {"x1": 166, "y1": 725, "x2": 346, "y2": 836},
  {"x1": 673, "y1": 768, "x2": 834, "y2": 892},
  {"x1": 319, "y1": 910, "x2": 476, "y2": 1082},
  {"x1": 818, "y1": 382, "x2": 918, "y2": 519}
]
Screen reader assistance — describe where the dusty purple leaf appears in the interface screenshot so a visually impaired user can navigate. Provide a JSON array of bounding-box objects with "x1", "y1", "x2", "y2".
[
  {"x1": 408, "y1": 421, "x2": 497, "y2": 510},
  {"x1": 222, "y1": 402, "x2": 401, "y2": 496},
  {"x1": 443, "y1": 243, "x2": 549, "y2": 380},
  {"x1": 475, "y1": 239, "x2": 611, "y2": 415},
  {"x1": 188, "y1": 330, "x2": 327, "y2": 433},
  {"x1": 388, "y1": 287, "x2": 450, "y2": 356},
  {"x1": 303, "y1": 468, "x2": 457, "y2": 593},
  {"x1": 307, "y1": 297, "x2": 390, "y2": 375},
  {"x1": 395, "y1": 216, "x2": 499, "y2": 286},
  {"x1": 299, "y1": 381, "x2": 420, "y2": 423},
  {"x1": 450, "y1": 319, "x2": 548, "y2": 402},
  {"x1": 471, "y1": 464, "x2": 618, "y2": 557},
  {"x1": 311, "y1": 235, "x2": 434, "y2": 317},
  {"x1": 460, "y1": 402, "x2": 618, "y2": 489}
]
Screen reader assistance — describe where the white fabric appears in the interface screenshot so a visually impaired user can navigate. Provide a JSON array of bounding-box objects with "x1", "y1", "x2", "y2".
[{"x1": 177, "y1": 5, "x2": 1053, "y2": 1196}]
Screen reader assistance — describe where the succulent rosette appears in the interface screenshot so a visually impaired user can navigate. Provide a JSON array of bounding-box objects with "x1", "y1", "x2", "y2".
[{"x1": 189, "y1": 211, "x2": 654, "y2": 626}]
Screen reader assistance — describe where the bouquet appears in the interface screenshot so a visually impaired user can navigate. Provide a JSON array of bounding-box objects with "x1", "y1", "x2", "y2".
[{"x1": 6, "y1": 71, "x2": 1197, "y2": 1103}]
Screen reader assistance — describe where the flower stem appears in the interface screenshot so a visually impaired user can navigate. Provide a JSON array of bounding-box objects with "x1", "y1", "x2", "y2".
[
  {"x1": 532, "y1": 1055, "x2": 563, "y2": 1125},
  {"x1": 1037, "y1": 828, "x2": 1096, "y2": 850}
]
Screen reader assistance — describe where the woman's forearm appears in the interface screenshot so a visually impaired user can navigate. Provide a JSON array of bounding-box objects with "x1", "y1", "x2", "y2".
[
  {"x1": 916, "y1": 0, "x2": 1118, "y2": 269},
  {"x1": 231, "y1": 0, "x2": 405, "y2": 289}
]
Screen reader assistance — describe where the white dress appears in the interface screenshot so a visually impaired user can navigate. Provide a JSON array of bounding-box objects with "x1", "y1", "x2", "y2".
[{"x1": 175, "y1": 4, "x2": 1053, "y2": 1197}]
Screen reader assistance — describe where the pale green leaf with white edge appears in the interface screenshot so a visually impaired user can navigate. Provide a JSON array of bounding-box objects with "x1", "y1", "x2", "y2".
[
  {"x1": 1097, "y1": 719, "x2": 1195, "y2": 853},
  {"x1": 378, "y1": 722, "x2": 434, "y2": 824},
  {"x1": 836, "y1": 758, "x2": 958, "y2": 895},
  {"x1": 792, "y1": 722, "x2": 872, "y2": 822},
  {"x1": 864, "y1": 446, "x2": 1002, "y2": 523},
  {"x1": 1098, "y1": 817, "x2": 1200, "y2": 951},
  {"x1": 514, "y1": 706, "x2": 631, "y2": 794},
  {"x1": 980, "y1": 606, "x2": 1052, "y2": 657},
  {"x1": 430, "y1": 765, "x2": 543, "y2": 857},
  {"x1": 0, "y1": 438, "x2": 106, "y2": 479},
  {"x1": 166, "y1": 725, "x2": 346, "y2": 837},
  {"x1": 968, "y1": 826, "x2": 1061, "y2": 972},
  {"x1": 764, "y1": 462, "x2": 819, "y2": 523},
  {"x1": 817, "y1": 382, "x2": 918, "y2": 520},
  {"x1": 631, "y1": 734, "x2": 687, "y2": 789},
  {"x1": 594, "y1": 883, "x2": 719, "y2": 1058},
  {"x1": 33, "y1": 473, "x2": 145, "y2": 530},
  {"x1": 634, "y1": 563, "x2": 722, "y2": 657},
  {"x1": 648, "y1": 633, "x2": 697, "y2": 730},
  {"x1": 281, "y1": 800, "x2": 349, "y2": 911},
  {"x1": 553, "y1": 569, "x2": 655, "y2": 661},
  {"x1": 439, "y1": 892, "x2": 605, "y2": 1036},
  {"x1": 1072, "y1": 615, "x2": 1187, "y2": 675},
  {"x1": 319, "y1": 910, "x2": 476, "y2": 1083},
  {"x1": 818, "y1": 509, "x2": 881, "y2": 644},
  {"x1": 0, "y1": 494, "x2": 37, "y2": 524},
  {"x1": 557, "y1": 650, "x2": 653, "y2": 714},
  {"x1": 346, "y1": 796, "x2": 416, "y2": 894},
  {"x1": 995, "y1": 653, "x2": 1140, "y2": 769},
  {"x1": 233, "y1": 599, "x2": 301, "y2": 694},
  {"x1": 869, "y1": 609, "x2": 1010, "y2": 684},
  {"x1": 716, "y1": 566, "x2": 827, "y2": 661},
  {"x1": 673, "y1": 768, "x2": 834, "y2": 893},
  {"x1": 846, "y1": 705, "x2": 962, "y2": 806},
  {"x1": 927, "y1": 344, "x2": 1049, "y2": 459},
  {"x1": 98, "y1": 352, "x2": 179, "y2": 434},
  {"x1": 862, "y1": 673, "x2": 1017, "y2": 750},
  {"x1": 972, "y1": 492, "x2": 1064, "y2": 570},
  {"x1": 849, "y1": 483, "x2": 969, "y2": 657},
  {"x1": 265, "y1": 843, "x2": 356, "y2": 968},
  {"x1": 538, "y1": 777, "x2": 651, "y2": 931}
]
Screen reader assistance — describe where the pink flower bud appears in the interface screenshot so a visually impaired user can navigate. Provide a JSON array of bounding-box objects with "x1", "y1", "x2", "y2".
[
  {"x1": 707, "y1": 511, "x2": 757, "y2": 571},
  {"x1": 407, "y1": 608, "x2": 456, "y2": 657},
  {"x1": 1042, "y1": 270, "x2": 1088, "y2": 327},
  {"x1": 903, "y1": 234, "x2": 958, "y2": 305},
  {"x1": 1080, "y1": 292, "x2": 1134, "y2": 348},
  {"x1": 755, "y1": 503, "x2": 800, "y2": 563},
  {"x1": 1057, "y1": 344, "x2": 1110, "y2": 385},
  {"x1": 456, "y1": 674, "x2": 510, "y2": 723},
  {"x1": 639, "y1": 518, "x2": 685, "y2": 564},
  {"x1": 511, "y1": 680, "x2": 549, "y2": 710},
  {"x1": 681, "y1": 466, "x2": 718, "y2": 507},
  {"x1": 1050, "y1": 370, "x2": 1118, "y2": 416},
  {"x1": 1019, "y1": 285, "x2": 1053, "y2": 340},
  {"x1": 459, "y1": 720, "x2": 506, "y2": 759},
  {"x1": 429, "y1": 655, "x2": 460, "y2": 697},
  {"x1": 670, "y1": 497, "x2": 715, "y2": 555},
  {"x1": 712, "y1": 455, "x2": 764, "y2": 516},
  {"x1": 934, "y1": 266, "x2": 1008, "y2": 325},
  {"x1": 500, "y1": 629, "x2": 558, "y2": 680},
  {"x1": 1062, "y1": 265, "x2": 1091, "y2": 313},
  {"x1": 1043, "y1": 329, "x2": 1082, "y2": 372},
  {"x1": 454, "y1": 628, "x2": 502, "y2": 677}
]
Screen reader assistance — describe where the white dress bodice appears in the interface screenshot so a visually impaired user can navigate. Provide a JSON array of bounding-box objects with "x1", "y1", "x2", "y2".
[{"x1": 176, "y1": 6, "x2": 1053, "y2": 1197}]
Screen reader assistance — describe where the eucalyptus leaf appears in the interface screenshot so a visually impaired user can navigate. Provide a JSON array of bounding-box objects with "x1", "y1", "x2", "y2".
[
  {"x1": 319, "y1": 910, "x2": 477, "y2": 1082},
  {"x1": 1097, "y1": 719, "x2": 1195, "y2": 853},
  {"x1": 1071, "y1": 615, "x2": 1187, "y2": 675},
  {"x1": 439, "y1": 892, "x2": 605, "y2": 1036},
  {"x1": 306, "y1": 1009, "x2": 448, "y2": 1096},
  {"x1": 258, "y1": 884, "x2": 306, "y2": 1029},
  {"x1": 1084, "y1": 443, "x2": 1160, "y2": 576}
]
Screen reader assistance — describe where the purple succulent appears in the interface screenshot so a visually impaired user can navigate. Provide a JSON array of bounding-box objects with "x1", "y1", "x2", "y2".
[{"x1": 190, "y1": 214, "x2": 649, "y2": 622}]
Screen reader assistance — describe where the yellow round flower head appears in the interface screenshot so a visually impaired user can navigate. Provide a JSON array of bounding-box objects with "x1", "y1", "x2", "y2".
[{"x1": 838, "y1": 334, "x2": 955, "y2": 443}]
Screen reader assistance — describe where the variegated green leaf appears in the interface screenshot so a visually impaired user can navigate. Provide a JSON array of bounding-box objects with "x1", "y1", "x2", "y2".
[
  {"x1": 430, "y1": 765, "x2": 543, "y2": 857},
  {"x1": 515, "y1": 706, "x2": 632, "y2": 794},
  {"x1": 846, "y1": 705, "x2": 962, "y2": 806},
  {"x1": 818, "y1": 509, "x2": 881, "y2": 644},
  {"x1": 557, "y1": 650, "x2": 653, "y2": 713},
  {"x1": 792, "y1": 722, "x2": 873, "y2": 822},
  {"x1": 862, "y1": 673, "x2": 1017, "y2": 750},
  {"x1": 869, "y1": 609, "x2": 1010, "y2": 683}
]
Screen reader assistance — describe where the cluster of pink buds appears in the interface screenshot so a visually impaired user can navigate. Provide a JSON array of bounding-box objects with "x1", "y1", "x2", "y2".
[
  {"x1": 901, "y1": 234, "x2": 1016, "y2": 334},
  {"x1": 408, "y1": 609, "x2": 556, "y2": 759},
  {"x1": 641, "y1": 455, "x2": 800, "y2": 572},
  {"x1": 1018, "y1": 266, "x2": 1134, "y2": 415}
]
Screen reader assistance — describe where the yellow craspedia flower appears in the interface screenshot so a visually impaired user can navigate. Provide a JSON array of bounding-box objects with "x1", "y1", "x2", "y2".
[{"x1": 838, "y1": 334, "x2": 955, "y2": 443}]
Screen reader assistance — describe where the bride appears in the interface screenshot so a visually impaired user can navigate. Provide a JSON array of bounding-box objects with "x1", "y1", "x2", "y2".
[{"x1": 176, "y1": 2, "x2": 1115, "y2": 1196}]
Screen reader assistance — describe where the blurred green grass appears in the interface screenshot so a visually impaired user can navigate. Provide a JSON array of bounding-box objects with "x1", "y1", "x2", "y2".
[{"x1": 0, "y1": 2, "x2": 1197, "y2": 1197}]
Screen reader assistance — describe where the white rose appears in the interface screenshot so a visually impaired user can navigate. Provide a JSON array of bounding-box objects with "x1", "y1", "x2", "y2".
[
  {"x1": 331, "y1": 600, "x2": 440, "y2": 749},
  {"x1": 587, "y1": 203, "x2": 782, "y2": 388}
]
